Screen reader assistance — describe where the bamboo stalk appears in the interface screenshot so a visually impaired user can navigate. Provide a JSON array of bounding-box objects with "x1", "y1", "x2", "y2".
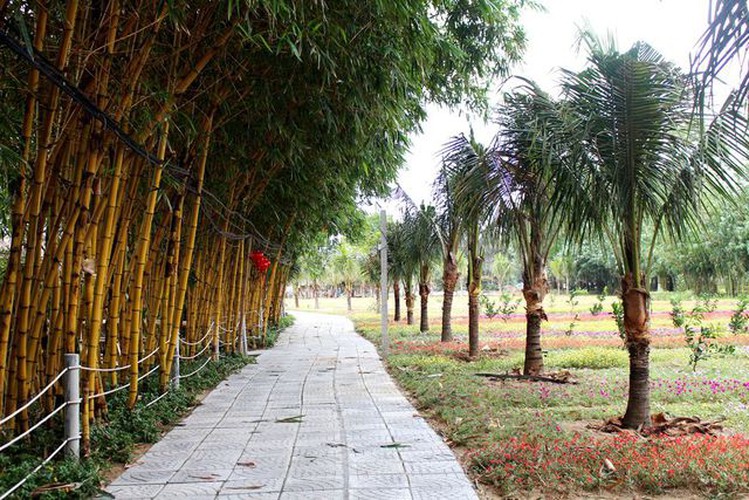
[{"x1": 127, "y1": 126, "x2": 168, "y2": 409}]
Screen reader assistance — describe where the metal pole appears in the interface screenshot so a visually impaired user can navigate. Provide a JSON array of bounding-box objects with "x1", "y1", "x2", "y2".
[
  {"x1": 380, "y1": 209, "x2": 389, "y2": 357},
  {"x1": 172, "y1": 346, "x2": 180, "y2": 389},
  {"x1": 213, "y1": 325, "x2": 220, "y2": 361},
  {"x1": 63, "y1": 354, "x2": 80, "y2": 460},
  {"x1": 240, "y1": 312, "x2": 248, "y2": 355}
]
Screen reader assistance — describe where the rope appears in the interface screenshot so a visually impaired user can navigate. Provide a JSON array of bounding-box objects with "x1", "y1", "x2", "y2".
[
  {"x1": 0, "y1": 402, "x2": 70, "y2": 454},
  {"x1": 144, "y1": 390, "x2": 170, "y2": 408},
  {"x1": 137, "y1": 347, "x2": 161, "y2": 365},
  {"x1": 178, "y1": 342, "x2": 211, "y2": 361},
  {"x1": 179, "y1": 358, "x2": 211, "y2": 380},
  {"x1": 0, "y1": 367, "x2": 69, "y2": 427},
  {"x1": 0, "y1": 436, "x2": 77, "y2": 500},
  {"x1": 88, "y1": 364, "x2": 159, "y2": 400},
  {"x1": 79, "y1": 346, "x2": 157, "y2": 374},
  {"x1": 138, "y1": 365, "x2": 160, "y2": 382},
  {"x1": 88, "y1": 381, "x2": 130, "y2": 400},
  {"x1": 79, "y1": 362, "x2": 131, "y2": 373},
  {"x1": 180, "y1": 324, "x2": 213, "y2": 346}
]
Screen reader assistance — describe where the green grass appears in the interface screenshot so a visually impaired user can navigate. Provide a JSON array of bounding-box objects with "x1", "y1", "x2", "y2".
[{"x1": 295, "y1": 293, "x2": 749, "y2": 497}]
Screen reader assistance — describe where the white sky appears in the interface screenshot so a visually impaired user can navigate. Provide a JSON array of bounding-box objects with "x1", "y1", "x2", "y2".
[{"x1": 396, "y1": 0, "x2": 731, "y2": 206}]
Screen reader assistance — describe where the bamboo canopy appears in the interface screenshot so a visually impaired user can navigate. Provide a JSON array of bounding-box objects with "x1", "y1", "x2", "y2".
[{"x1": 0, "y1": 0, "x2": 526, "y2": 453}]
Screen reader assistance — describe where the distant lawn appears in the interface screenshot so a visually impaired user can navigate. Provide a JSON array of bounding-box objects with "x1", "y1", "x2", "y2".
[{"x1": 292, "y1": 292, "x2": 749, "y2": 497}]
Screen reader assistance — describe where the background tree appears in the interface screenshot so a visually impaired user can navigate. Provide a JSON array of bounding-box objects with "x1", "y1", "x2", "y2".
[
  {"x1": 442, "y1": 133, "x2": 492, "y2": 357},
  {"x1": 401, "y1": 206, "x2": 441, "y2": 333},
  {"x1": 432, "y1": 164, "x2": 465, "y2": 341},
  {"x1": 331, "y1": 242, "x2": 363, "y2": 312},
  {"x1": 454, "y1": 84, "x2": 568, "y2": 375}
]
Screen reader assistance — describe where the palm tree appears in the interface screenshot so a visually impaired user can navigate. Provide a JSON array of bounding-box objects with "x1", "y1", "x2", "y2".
[
  {"x1": 560, "y1": 35, "x2": 749, "y2": 428},
  {"x1": 387, "y1": 220, "x2": 409, "y2": 322},
  {"x1": 694, "y1": 0, "x2": 749, "y2": 104},
  {"x1": 402, "y1": 206, "x2": 440, "y2": 333},
  {"x1": 331, "y1": 242, "x2": 362, "y2": 312},
  {"x1": 441, "y1": 134, "x2": 492, "y2": 357},
  {"x1": 451, "y1": 84, "x2": 568, "y2": 373},
  {"x1": 432, "y1": 165, "x2": 464, "y2": 341}
]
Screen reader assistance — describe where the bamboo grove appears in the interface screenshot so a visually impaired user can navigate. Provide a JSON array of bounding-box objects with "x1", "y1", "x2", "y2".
[{"x1": 0, "y1": 1, "x2": 527, "y2": 453}]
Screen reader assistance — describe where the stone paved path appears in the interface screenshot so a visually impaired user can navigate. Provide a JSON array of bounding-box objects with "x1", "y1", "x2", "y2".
[{"x1": 105, "y1": 312, "x2": 478, "y2": 499}]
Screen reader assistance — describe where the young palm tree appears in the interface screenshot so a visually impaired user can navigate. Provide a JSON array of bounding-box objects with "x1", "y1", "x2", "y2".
[
  {"x1": 432, "y1": 165, "x2": 464, "y2": 341},
  {"x1": 331, "y1": 242, "x2": 362, "y2": 312},
  {"x1": 402, "y1": 206, "x2": 440, "y2": 333},
  {"x1": 450, "y1": 85, "x2": 568, "y2": 373},
  {"x1": 387, "y1": 220, "x2": 407, "y2": 322},
  {"x1": 441, "y1": 134, "x2": 491, "y2": 357},
  {"x1": 561, "y1": 35, "x2": 749, "y2": 428}
]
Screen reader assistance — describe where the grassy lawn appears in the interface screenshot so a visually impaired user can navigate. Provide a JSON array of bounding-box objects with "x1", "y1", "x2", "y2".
[{"x1": 290, "y1": 292, "x2": 749, "y2": 498}]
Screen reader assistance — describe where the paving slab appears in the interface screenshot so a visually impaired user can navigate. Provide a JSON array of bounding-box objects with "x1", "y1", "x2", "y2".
[{"x1": 105, "y1": 312, "x2": 478, "y2": 499}]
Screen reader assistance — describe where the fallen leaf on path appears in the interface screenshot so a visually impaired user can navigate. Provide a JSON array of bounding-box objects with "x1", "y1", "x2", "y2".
[
  {"x1": 189, "y1": 474, "x2": 220, "y2": 480},
  {"x1": 380, "y1": 442, "x2": 410, "y2": 449},
  {"x1": 275, "y1": 414, "x2": 304, "y2": 423},
  {"x1": 31, "y1": 482, "x2": 82, "y2": 496}
]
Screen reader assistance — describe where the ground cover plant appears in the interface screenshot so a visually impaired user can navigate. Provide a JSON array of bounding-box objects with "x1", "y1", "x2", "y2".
[
  {"x1": 294, "y1": 293, "x2": 749, "y2": 497},
  {"x1": 0, "y1": 316, "x2": 292, "y2": 499},
  {"x1": 0, "y1": 353, "x2": 252, "y2": 499}
]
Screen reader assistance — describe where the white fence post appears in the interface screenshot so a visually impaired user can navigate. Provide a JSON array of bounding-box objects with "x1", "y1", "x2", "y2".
[
  {"x1": 380, "y1": 209, "x2": 389, "y2": 357},
  {"x1": 63, "y1": 354, "x2": 80, "y2": 460},
  {"x1": 240, "y1": 312, "x2": 248, "y2": 355},
  {"x1": 171, "y1": 347, "x2": 180, "y2": 389}
]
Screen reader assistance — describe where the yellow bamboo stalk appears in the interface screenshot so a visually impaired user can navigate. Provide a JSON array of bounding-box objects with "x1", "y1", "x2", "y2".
[
  {"x1": 127, "y1": 126, "x2": 168, "y2": 409},
  {"x1": 107, "y1": 242, "x2": 127, "y2": 386},
  {"x1": 159, "y1": 194, "x2": 183, "y2": 388},
  {"x1": 0, "y1": 4, "x2": 48, "y2": 420},
  {"x1": 78, "y1": 148, "x2": 123, "y2": 451}
]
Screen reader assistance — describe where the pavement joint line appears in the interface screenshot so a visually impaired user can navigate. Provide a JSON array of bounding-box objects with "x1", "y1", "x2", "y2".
[
  {"x1": 278, "y1": 335, "x2": 319, "y2": 496},
  {"x1": 226, "y1": 365, "x2": 282, "y2": 491},
  {"x1": 333, "y1": 343, "x2": 352, "y2": 498},
  {"x1": 355, "y1": 341, "x2": 414, "y2": 499}
]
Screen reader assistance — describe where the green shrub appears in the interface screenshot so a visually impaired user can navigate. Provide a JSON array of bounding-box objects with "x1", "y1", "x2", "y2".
[
  {"x1": 545, "y1": 347, "x2": 627, "y2": 369},
  {"x1": 0, "y1": 353, "x2": 254, "y2": 499}
]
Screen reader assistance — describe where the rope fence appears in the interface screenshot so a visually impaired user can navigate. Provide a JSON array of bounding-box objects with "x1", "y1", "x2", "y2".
[
  {"x1": 178, "y1": 341, "x2": 211, "y2": 360},
  {"x1": 0, "y1": 402, "x2": 70, "y2": 454},
  {"x1": 0, "y1": 354, "x2": 80, "y2": 500},
  {"x1": 0, "y1": 323, "x2": 230, "y2": 499},
  {"x1": 0, "y1": 367, "x2": 69, "y2": 427},
  {"x1": 179, "y1": 358, "x2": 212, "y2": 380},
  {"x1": 0, "y1": 437, "x2": 76, "y2": 500},
  {"x1": 180, "y1": 323, "x2": 214, "y2": 346}
]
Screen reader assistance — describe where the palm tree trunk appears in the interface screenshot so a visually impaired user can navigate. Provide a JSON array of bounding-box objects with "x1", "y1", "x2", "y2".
[
  {"x1": 393, "y1": 280, "x2": 401, "y2": 321},
  {"x1": 522, "y1": 264, "x2": 548, "y2": 376},
  {"x1": 419, "y1": 265, "x2": 430, "y2": 333},
  {"x1": 404, "y1": 278, "x2": 415, "y2": 325},
  {"x1": 346, "y1": 288, "x2": 352, "y2": 312},
  {"x1": 441, "y1": 254, "x2": 458, "y2": 342},
  {"x1": 621, "y1": 273, "x2": 651, "y2": 429},
  {"x1": 468, "y1": 292, "x2": 479, "y2": 357},
  {"x1": 467, "y1": 225, "x2": 483, "y2": 358}
]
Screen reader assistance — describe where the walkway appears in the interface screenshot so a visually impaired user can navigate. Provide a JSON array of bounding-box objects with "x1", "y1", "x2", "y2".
[{"x1": 105, "y1": 312, "x2": 478, "y2": 499}]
